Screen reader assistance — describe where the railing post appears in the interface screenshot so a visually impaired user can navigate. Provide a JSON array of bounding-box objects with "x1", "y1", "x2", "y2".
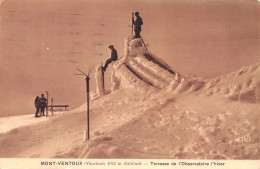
[
  {"x1": 86, "y1": 76, "x2": 90, "y2": 140},
  {"x1": 46, "y1": 91, "x2": 49, "y2": 117},
  {"x1": 51, "y1": 98, "x2": 53, "y2": 116}
]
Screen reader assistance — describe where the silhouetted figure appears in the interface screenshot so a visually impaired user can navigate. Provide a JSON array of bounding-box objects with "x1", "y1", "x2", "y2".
[
  {"x1": 132, "y1": 12, "x2": 143, "y2": 38},
  {"x1": 39, "y1": 94, "x2": 47, "y2": 116},
  {"x1": 34, "y1": 96, "x2": 40, "y2": 117},
  {"x1": 101, "y1": 45, "x2": 118, "y2": 72}
]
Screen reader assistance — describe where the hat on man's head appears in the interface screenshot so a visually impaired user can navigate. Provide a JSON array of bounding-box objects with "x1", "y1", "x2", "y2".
[{"x1": 108, "y1": 45, "x2": 113, "y2": 49}]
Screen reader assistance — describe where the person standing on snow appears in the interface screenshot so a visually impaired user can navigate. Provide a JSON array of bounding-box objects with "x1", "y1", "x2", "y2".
[
  {"x1": 39, "y1": 94, "x2": 47, "y2": 116},
  {"x1": 132, "y1": 12, "x2": 143, "y2": 38},
  {"x1": 101, "y1": 45, "x2": 118, "y2": 72},
  {"x1": 34, "y1": 96, "x2": 40, "y2": 117}
]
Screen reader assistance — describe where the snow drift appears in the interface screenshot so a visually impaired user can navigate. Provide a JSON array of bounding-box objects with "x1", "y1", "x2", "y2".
[
  {"x1": 0, "y1": 36, "x2": 259, "y2": 159},
  {"x1": 55, "y1": 36, "x2": 259, "y2": 159}
]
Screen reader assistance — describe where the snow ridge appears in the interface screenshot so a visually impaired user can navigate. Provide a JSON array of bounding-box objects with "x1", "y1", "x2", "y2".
[
  {"x1": 109, "y1": 36, "x2": 259, "y2": 104},
  {"x1": 205, "y1": 62, "x2": 260, "y2": 103}
]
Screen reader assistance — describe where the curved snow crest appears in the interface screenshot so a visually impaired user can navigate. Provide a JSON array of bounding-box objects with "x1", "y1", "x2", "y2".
[
  {"x1": 205, "y1": 62, "x2": 260, "y2": 103},
  {"x1": 173, "y1": 62, "x2": 260, "y2": 103}
]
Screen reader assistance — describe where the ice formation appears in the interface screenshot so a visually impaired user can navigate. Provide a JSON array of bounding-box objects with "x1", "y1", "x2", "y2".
[
  {"x1": 95, "y1": 66, "x2": 105, "y2": 97},
  {"x1": 105, "y1": 36, "x2": 260, "y2": 103},
  {"x1": 108, "y1": 36, "x2": 181, "y2": 96}
]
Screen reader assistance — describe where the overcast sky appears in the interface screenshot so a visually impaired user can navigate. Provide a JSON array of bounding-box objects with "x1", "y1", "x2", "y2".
[{"x1": 0, "y1": 0, "x2": 259, "y2": 117}]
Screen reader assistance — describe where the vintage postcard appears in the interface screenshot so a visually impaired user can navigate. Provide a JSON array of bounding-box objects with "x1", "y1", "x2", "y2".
[{"x1": 0, "y1": 0, "x2": 259, "y2": 168}]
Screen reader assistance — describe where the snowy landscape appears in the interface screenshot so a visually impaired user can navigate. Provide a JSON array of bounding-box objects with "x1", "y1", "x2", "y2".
[
  {"x1": 0, "y1": 0, "x2": 259, "y2": 164},
  {"x1": 0, "y1": 36, "x2": 259, "y2": 159}
]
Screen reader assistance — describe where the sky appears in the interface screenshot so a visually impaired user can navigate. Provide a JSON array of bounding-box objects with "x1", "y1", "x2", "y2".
[{"x1": 0, "y1": 0, "x2": 259, "y2": 117}]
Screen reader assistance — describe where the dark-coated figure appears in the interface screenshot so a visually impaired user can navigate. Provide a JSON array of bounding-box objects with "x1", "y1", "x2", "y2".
[
  {"x1": 34, "y1": 96, "x2": 40, "y2": 117},
  {"x1": 132, "y1": 12, "x2": 143, "y2": 38},
  {"x1": 39, "y1": 94, "x2": 47, "y2": 116},
  {"x1": 101, "y1": 45, "x2": 118, "y2": 72}
]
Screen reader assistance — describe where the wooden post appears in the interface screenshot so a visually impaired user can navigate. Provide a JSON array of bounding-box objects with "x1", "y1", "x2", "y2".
[
  {"x1": 51, "y1": 98, "x2": 53, "y2": 116},
  {"x1": 46, "y1": 91, "x2": 49, "y2": 117},
  {"x1": 86, "y1": 76, "x2": 90, "y2": 140}
]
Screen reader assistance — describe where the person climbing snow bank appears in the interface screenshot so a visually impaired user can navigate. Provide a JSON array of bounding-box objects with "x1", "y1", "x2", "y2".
[{"x1": 101, "y1": 45, "x2": 118, "y2": 72}]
